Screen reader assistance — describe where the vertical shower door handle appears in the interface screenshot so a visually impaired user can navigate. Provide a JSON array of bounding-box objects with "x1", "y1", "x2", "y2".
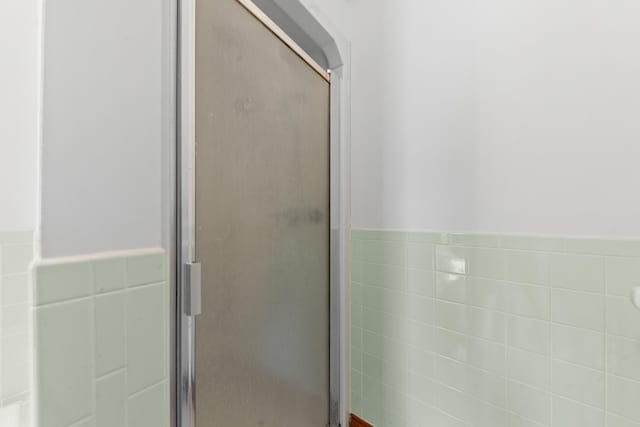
[{"x1": 184, "y1": 262, "x2": 202, "y2": 316}]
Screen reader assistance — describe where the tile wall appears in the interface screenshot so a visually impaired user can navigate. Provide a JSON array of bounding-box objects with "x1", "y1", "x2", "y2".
[
  {"x1": 351, "y1": 230, "x2": 640, "y2": 427},
  {"x1": 0, "y1": 231, "x2": 34, "y2": 425},
  {"x1": 33, "y1": 250, "x2": 169, "y2": 427}
]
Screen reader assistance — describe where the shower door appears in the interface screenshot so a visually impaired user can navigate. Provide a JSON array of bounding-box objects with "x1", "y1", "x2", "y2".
[{"x1": 193, "y1": 0, "x2": 330, "y2": 425}]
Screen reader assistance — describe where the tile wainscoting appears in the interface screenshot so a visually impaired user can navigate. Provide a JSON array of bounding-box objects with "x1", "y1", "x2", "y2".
[
  {"x1": 33, "y1": 250, "x2": 169, "y2": 427},
  {"x1": 0, "y1": 231, "x2": 34, "y2": 426},
  {"x1": 351, "y1": 229, "x2": 640, "y2": 427}
]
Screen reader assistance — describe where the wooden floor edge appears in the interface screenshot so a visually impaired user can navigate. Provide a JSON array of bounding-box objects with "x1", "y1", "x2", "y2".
[{"x1": 350, "y1": 413, "x2": 374, "y2": 427}]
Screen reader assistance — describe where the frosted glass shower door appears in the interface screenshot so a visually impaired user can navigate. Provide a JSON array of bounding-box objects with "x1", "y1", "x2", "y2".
[{"x1": 194, "y1": 0, "x2": 331, "y2": 425}]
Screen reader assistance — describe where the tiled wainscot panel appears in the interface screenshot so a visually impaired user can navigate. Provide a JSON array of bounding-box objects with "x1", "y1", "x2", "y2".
[
  {"x1": 351, "y1": 230, "x2": 640, "y2": 427},
  {"x1": 0, "y1": 231, "x2": 34, "y2": 426},
  {"x1": 34, "y1": 250, "x2": 169, "y2": 427}
]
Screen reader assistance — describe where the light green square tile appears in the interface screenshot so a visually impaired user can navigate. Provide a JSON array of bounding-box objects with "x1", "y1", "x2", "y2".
[
  {"x1": 350, "y1": 238, "x2": 364, "y2": 262},
  {"x1": 433, "y1": 327, "x2": 467, "y2": 362},
  {"x1": 467, "y1": 247, "x2": 504, "y2": 279},
  {"x1": 127, "y1": 382, "x2": 168, "y2": 427},
  {"x1": 606, "y1": 257, "x2": 640, "y2": 297},
  {"x1": 351, "y1": 281, "x2": 363, "y2": 306},
  {"x1": 467, "y1": 277, "x2": 506, "y2": 311},
  {"x1": 506, "y1": 381, "x2": 551, "y2": 426},
  {"x1": 36, "y1": 299, "x2": 93, "y2": 427},
  {"x1": 362, "y1": 239, "x2": 406, "y2": 265},
  {"x1": 435, "y1": 300, "x2": 467, "y2": 334},
  {"x1": 506, "y1": 282, "x2": 550, "y2": 320},
  {"x1": 607, "y1": 296, "x2": 640, "y2": 339},
  {"x1": 95, "y1": 292, "x2": 125, "y2": 376},
  {"x1": 607, "y1": 413, "x2": 640, "y2": 427},
  {"x1": 468, "y1": 306, "x2": 505, "y2": 342},
  {"x1": 350, "y1": 392, "x2": 362, "y2": 416},
  {"x1": 1, "y1": 244, "x2": 33, "y2": 275},
  {"x1": 500, "y1": 235, "x2": 565, "y2": 252},
  {"x1": 126, "y1": 283, "x2": 167, "y2": 394},
  {"x1": 350, "y1": 260, "x2": 363, "y2": 283},
  {"x1": 553, "y1": 396, "x2": 604, "y2": 427},
  {"x1": 435, "y1": 245, "x2": 466, "y2": 274},
  {"x1": 93, "y1": 258, "x2": 125, "y2": 294},
  {"x1": 362, "y1": 330, "x2": 385, "y2": 357},
  {"x1": 351, "y1": 369, "x2": 363, "y2": 395},
  {"x1": 435, "y1": 272, "x2": 466, "y2": 304},
  {"x1": 552, "y1": 324, "x2": 604, "y2": 370},
  {"x1": 448, "y1": 234, "x2": 500, "y2": 248},
  {"x1": 607, "y1": 334, "x2": 640, "y2": 382},
  {"x1": 377, "y1": 288, "x2": 409, "y2": 315},
  {"x1": 361, "y1": 376, "x2": 384, "y2": 425},
  {"x1": 126, "y1": 253, "x2": 166, "y2": 287},
  {"x1": 0, "y1": 231, "x2": 32, "y2": 245},
  {"x1": 407, "y1": 295, "x2": 434, "y2": 324},
  {"x1": 507, "y1": 315, "x2": 550, "y2": 355},
  {"x1": 96, "y1": 371, "x2": 126, "y2": 427},
  {"x1": 351, "y1": 230, "x2": 407, "y2": 241},
  {"x1": 2, "y1": 334, "x2": 30, "y2": 399},
  {"x1": 69, "y1": 420, "x2": 94, "y2": 427},
  {"x1": 505, "y1": 250, "x2": 549, "y2": 285},
  {"x1": 362, "y1": 263, "x2": 405, "y2": 289},
  {"x1": 351, "y1": 303, "x2": 363, "y2": 328},
  {"x1": 565, "y1": 238, "x2": 640, "y2": 257},
  {"x1": 351, "y1": 344, "x2": 363, "y2": 370},
  {"x1": 608, "y1": 375, "x2": 640, "y2": 422},
  {"x1": 553, "y1": 359, "x2": 604, "y2": 408},
  {"x1": 407, "y1": 242, "x2": 434, "y2": 270},
  {"x1": 552, "y1": 289, "x2": 604, "y2": 331},
  {"x1": 406, "y1": 345, "x2": 434, "y2": 380},
  {"x1": 351, "y1": 326, "x2": 362, "y2": 350},
  {"x1": 550, "y1": 253, "x2": 604, "y2": 293},
  {"x1": 407, "y1": 268, "x2": 434, "y2": 297},
  {"x1": 408, "y1": 231, "x2": 448, "y2": 244},
  {"x1": 35, "y1": 261, "x2": 92, "y2": 305},
  {"x1": 2, "y1": 302, "x2": 29, "y2": 336},
  {"x1": 361, "y1": 285, "x2": 384, "y2": 310},
  {"x1": 1, "y1": 273, "x2": 29, "y2": 305}
]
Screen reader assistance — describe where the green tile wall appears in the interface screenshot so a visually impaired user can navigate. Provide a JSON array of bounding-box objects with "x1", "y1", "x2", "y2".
[
  {"x1": 351, "y1": 230, "x2": 640, "y2": 427},
  {"x1": 34, "y1": 250, "x2": 169, "y2": 427},
  {"x1": 0, "y1": 231, "x2": 34, "y2": 426}
]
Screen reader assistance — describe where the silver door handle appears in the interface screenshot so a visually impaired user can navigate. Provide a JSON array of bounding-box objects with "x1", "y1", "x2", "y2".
[{"x1": 184, "y1": 262, "x2": 202, "y2": 316}]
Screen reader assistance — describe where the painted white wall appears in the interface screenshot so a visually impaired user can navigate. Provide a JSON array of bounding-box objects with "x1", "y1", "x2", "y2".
[
  {"x1": 40, "y1": 0, "x2": 175, "y2": 257},
  {"x1": 299, "y1": 0, "x2": 387, "y2": 229},
  {"x1": 375, "y1": 0, "x2": 640, "y2": 238},
  {"x1": 0, "y1": 0, "x2": 40, "y2": 232}
]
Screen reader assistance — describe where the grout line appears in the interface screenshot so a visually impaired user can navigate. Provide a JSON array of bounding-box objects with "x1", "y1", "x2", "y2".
[
  {"x1": 124, "y1": 259, "x2": 129, "y2": 427},
  {"x1": 128, "y1": 379, "x2": 167, "y2": 400},
  {"x1": 548, "y1": 252, "x2": 554, "y2": 427},
  {"x1": 95, "y1": 366, "x2": 126, "y2": 382}
]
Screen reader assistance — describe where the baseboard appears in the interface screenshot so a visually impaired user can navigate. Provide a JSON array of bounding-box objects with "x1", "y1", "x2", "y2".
[{"x1": 350, "y1": 413, "x2": 374, "y2": 427}]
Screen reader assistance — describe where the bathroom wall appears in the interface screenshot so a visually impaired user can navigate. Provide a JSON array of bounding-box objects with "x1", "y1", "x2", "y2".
[
  {"x1": 37, "y1": 0, "x2": 175, "y2": 425},
  {"x1": 0, "y1": 232, "x2": 34, "y2": 425},
  {"x1": 369, "y1": 0, "x2": 640, "y2": 237},
  {"x1": 297, "y1": 0, "x2": 386, "y2": 228},
  {"x1": 0, "y1": 0, "x2": 40, "y2": 231},
  {"x1": 40, "y1": 0, "x2": 176, "y2": 258},
  {"x1": 1, "y1": 1, "x2": 40, "y2": 425},
  {"x1": 351, "y1": 230, "x2": 640, "y2": 426},
  {"x1": 33, "y1": 250, "x2": 169, "y2": 427}
]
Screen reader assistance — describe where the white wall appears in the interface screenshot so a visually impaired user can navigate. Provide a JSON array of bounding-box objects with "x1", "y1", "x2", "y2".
[
  {"x1": 40, "y1": 0, "x2": 176, "y2": 258},
  {"x1": 299, "y1": 0, "x2": 387, "y2": 229},
  {"x1": 374, "y1": 0, "x2": 640, "y2": 238},
  {"x1": 0, "y1": 0, "x2": 39, "y2": 231}
]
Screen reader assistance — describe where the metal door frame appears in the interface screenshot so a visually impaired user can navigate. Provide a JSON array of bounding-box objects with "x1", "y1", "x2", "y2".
[{"x1": 171, "y1": 1, "x2": 351, "y2": 426}]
